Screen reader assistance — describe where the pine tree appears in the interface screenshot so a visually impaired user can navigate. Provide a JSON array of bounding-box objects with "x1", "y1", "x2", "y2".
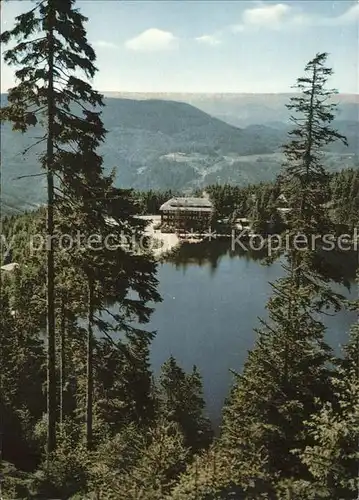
[
  {"x1": 219, "y1": 53, "x2": 349, "y2": 491},
  {"x1": 1, "y1": 0, "x2": 107, "y2": 455},
  {"x1": 94, "y1": 334, "x2": 155, "y2": 434},
  {"x1": 281, "y1": 53, "x2": 349, "y2": 277},
  {"x1": 60, "y1": 180, "x2": 161, "y2": 448},
  {"x1": 281, "y1": 52, "x2": 349, "y2": 314},
  {"x1": 287, "y1": 275, "x2": 359, "y2": 499},
  {"x1": 0, "y1": 283, "x2": 45, "y2": 470},
  {"x1": 159, "y1": 356, "x2": 213, "y2": 453},
  {"x1": 283, "y1": 52, "x2": 347, "y2": 237},
  {"x1": 91, "y1": 420, "x2": 188, "y2": 500},
  {"x1": 55, "y1": 277, "x2": 85, "y2": 428},
  {"x1": 168, "y1": 443, "x2": 275, "y2": 499},
  {"x1": 220, "y1": 263, "x2": 336, "y2": 487}
]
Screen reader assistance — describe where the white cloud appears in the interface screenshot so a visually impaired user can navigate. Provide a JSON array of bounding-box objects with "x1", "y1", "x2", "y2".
[
  {"x1": 92, "y1": 40, "x2": 119, "y2": 49},
  {"x1": 290, "y1": 13, "x2": 311, "y2": 27},
  {"x1": 195, "y1": 34, "x2": 222, "y2": 46},
  {"x1": 288, "y1": 3, "x2": 359, "y2": 28},
  {"x1": 321, "y1": 3, "x2": 359, "y2": 26},
  {"x1": 230, "y1": 24, "x2": 245, "y2": 33},
  {"x1": 242, "y1": 3, "x2": 291, "y2": 28},
  {"x1": 125, "y1": 28, "x2": 178, "y2": 52},
  {"x1": 287, "y1": 4, "x2": 359, "y2": 28},
  {"x1": 231, "y1": 2, "x2": 359, "y2": 32}
]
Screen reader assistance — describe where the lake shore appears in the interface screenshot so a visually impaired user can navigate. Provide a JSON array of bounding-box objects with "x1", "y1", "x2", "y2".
[{"x1": 140, "y1": 215, "x2": 181, "y2": 258}]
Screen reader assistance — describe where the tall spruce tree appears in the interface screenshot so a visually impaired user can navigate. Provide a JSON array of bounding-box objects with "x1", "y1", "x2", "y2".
[
  {"x1": 282, "y1": 52, "x2": 348, "y2": 281},
  {"x1": 91, "y1": 420, "x2": 189, "y2": 500},
  {"x1": 283, "y1": 52, "x2": 347, "y2": 232},
  {"x1": 0, "y1": 277, "x2": 45, "y2": 471},
  {"x1": 219, "y1": 53, "x2": 349, "y2": 490},
  {"x1": 288, "y1": 273, "x2": 359, "y2": 499},
  {"x1": 94, "y1": 333, "x2": 155, "y2": 433},
  {"x1": 56, "y1": 179, "x2": 161, "y2": 448},
  {"x1": 220, "y1": 262, "x2": 336, "y2": 486},
  {"x1": 159, "y1": 356, "x2": 213, "y2": 453},
  {"x1": 0, "y1": 0, "x2": 108, "y2": 455}
]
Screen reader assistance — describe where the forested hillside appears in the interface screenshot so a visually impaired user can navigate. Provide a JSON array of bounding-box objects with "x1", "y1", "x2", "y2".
[
  {"x1": 0, "y1": 0, "x2": 358, "y2": 498},
  {"x1": 103, "y1": 91, "x2": 359, "y2": 127},
  {"x1": 2, "y1": 95, "x2": 358, "y2": 213}
]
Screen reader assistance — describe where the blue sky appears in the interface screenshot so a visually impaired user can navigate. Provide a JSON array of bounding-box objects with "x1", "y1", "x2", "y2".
[{"x1": 1, "y1": 1, "x2": 358, "y2": 93}]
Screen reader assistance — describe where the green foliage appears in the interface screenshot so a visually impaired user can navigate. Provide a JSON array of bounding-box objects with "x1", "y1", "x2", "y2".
[
  {"x1": 135, "y1": 189, "x2": 178, "y2": 214},
  {"x1": 220, "y1": 264, "x2": 336, "y2": 484},
  {"x1": 0, "y1": 462, "x2": 34, "y2": 500},
  {"x1": 290, "y1": 286, "x2": 359, "y2": 499},
  {"x1": 31, "y1": 438, "x2": 91, "y2": 499},
  {"x1": 159, "y1": 356, "x2": 213, "y2": 453},
  {"x1": 89, "y1": 421, "x2": 188, "y2": 500},
  {"x1": 283, "y1": 52, "x2": 347, "y2": 236},
  {"x1": 330, "y1": 168, "x2": 359, "y2": 230},
  {"x1": 1, "y1": 0, "x2": 111, "y2": 455},
  {"x1": 94, "y1": 335, "x2": 156, "y2": 432},
  {"x1": 169, "y1": 444, "x2": 276, "y2": 499},
  {"x1": 1, "y1": 13, "x2": 358, "y2": 498},
  {"x1": 204, "y1": 53, "x2": 351, "y2": 497},
  {"x1": 2, "y1": 97, "x2": 358, "y2": 208},
  {"x1": 206, "y1": 182, "x2": 256, "y2": 218},
  {"x1": 0, "y1": 288, "x2": 45, "y2": 470}
]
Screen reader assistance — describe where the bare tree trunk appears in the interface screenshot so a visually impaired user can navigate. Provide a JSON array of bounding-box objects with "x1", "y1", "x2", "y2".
[
  {"x1": 46, "y1": 0, "x2": 57, "y2": 458},
  {"x1": 59, "y1": 297, "x2": 66, "y2": 428},
  {"x1": 86, "y1": 274, "x2": 94, "y2": 450}
]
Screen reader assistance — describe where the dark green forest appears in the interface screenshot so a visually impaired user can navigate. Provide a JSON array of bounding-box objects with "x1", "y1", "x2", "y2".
[
  {"x1": 134, "y1": 167, "x2": 359, "y2": 230},
  {"x1": 0, "y1": 1, "x2": 358, "y2": 498}
]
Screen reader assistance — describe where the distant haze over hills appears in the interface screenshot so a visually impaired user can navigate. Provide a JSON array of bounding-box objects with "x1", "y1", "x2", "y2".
[
  {"x1": 1, "y1": 93, "x2": 358, "y2": 213},
  {"x1": 102, "y1": 92, "x2": 359, "y2": 127},
  {"x1": 101, "y1": 92, "x2": 359, "y2": 102}
]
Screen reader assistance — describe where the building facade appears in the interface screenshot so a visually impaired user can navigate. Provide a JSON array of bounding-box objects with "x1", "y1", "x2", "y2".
[{"x1": 159, "y1": 197, "x2": 213, "y2": 232}]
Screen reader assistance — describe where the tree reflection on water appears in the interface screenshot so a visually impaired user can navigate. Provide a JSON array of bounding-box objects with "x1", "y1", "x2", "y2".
[{"x1": 163, "y1": 239, "x2": 358, "y2": 288}]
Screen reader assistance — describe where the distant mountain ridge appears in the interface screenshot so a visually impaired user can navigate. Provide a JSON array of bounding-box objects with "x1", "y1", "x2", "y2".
[
  {"x1": 101, "y1": 92, "x2": 359, "y2": 127},
  {"x1": 1, "y1": 94, "x2": 358, "y2": 213}
]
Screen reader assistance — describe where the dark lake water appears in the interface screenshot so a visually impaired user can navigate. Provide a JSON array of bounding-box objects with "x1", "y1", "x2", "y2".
[{"x1": 146, "y1": 241, "x2": 357, "y2": 426}]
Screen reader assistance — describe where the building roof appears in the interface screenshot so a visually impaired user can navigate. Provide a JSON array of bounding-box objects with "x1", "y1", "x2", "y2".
[
  {"x1": 1, "y1": 262, "x2": 19, "y2": 272},
  {"x1": 160, "y1": 197, "x2": 213, "y2": 213},
  {"x1": 277, "y1": 207, "x2": 292, "y2": 213},
  {"x1": 277, "y1": 194, "x2": 288, "y2": 204}
]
